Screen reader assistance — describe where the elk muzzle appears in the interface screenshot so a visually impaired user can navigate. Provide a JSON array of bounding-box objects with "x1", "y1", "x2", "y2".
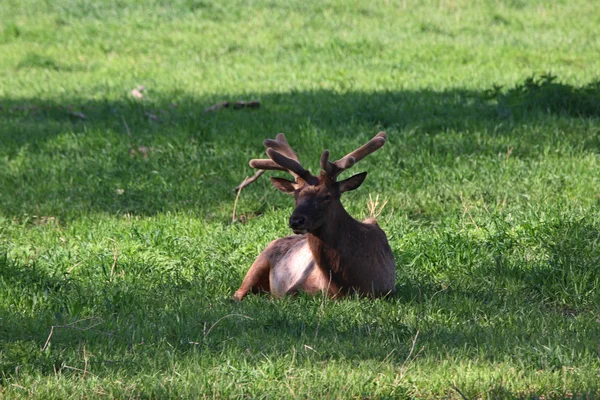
[{"x1": 289, "y1": 214, "x2": 307, "y2": 234}]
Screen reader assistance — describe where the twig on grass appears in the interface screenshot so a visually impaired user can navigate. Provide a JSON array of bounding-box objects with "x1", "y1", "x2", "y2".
[
  {"x1": 303, "y1": 344, "x2": 318, "y2": 354},
  {"x1": 63, "y1": 365, "x2": 97, "y2": 378},
  {"x1": 41, "y1": 317, "x2": 107, "y2": 352},
  {"x1": 202, "y1": 314, "x2": 253, "y2": 342},
  {"x1": 204, "y1": 314, "x2": 252, "y2": 339},
  {"x1": 234, "y1": 170, "x2": 265, "y2": 193},
  {"x1": 452, "y1": 384, "x2": 470, "y2": 400},
  {"x1": 232, "y1": 170, "x2": 265, "y2": 223},
  {"x1": 81, "y1": 343, "x2": 89, "y2": 382},
  {"x1": 42, "y1": 326, "x2": 55, "y2": 352},
  {"x1": 232, "y1": 180, "x2": 245, "y2": 223},
  {"x1": 399, "y1": 327, "x2": 423, "y2": 379}
]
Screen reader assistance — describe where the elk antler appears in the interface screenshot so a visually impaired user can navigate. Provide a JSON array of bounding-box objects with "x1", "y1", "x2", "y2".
[
  {"x1": 235, "y1": 134, "x2": 318, "y2": 192},
  {"x1": 247, "y1": 133, "x2": 299, "y2": 173},
  {"x1": 263, "y1": 133, "x2": 299, "y2": 161},
  {"x1": 265, "y1": 148, "x2": 318, "y2": 185},
  {"x1": 320, "y1": 132, "x2": 387, "y2": 180}
]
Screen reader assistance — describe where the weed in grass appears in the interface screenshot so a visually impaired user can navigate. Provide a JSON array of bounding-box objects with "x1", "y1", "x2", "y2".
[{"x1": 488, "y1": 73, "x2": 600, "y2": 119}]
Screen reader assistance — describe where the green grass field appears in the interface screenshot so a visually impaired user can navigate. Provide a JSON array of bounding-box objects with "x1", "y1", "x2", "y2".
[{"x1": 2, "y1": 0, "x2": 600, "y2": 398}]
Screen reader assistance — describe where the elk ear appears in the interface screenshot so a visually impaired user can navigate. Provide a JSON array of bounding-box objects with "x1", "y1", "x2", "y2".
[
  {"x1": 270, "y1": 177, "x2": 296, "y2": 194},
  {"x1": 339, "y1": 172, "x2": 367, "y2": 193}
]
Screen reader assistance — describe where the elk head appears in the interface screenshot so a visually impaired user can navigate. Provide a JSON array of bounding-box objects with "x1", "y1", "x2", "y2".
[{"x1": 243, "y1": 132, "x2": 387, "y2": 234}]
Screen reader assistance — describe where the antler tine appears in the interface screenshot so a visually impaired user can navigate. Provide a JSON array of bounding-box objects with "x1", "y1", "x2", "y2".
[
  {"x1": 266, "y1": 148, "x2": 319, "y2": 185},
  {"x1": 248, "y1": 158, "x2": 288, "y2": 171},
  {"x1": 340, "y1": 132, "x2": 387, "y2": 164},
  {"x1": 262, "y1": 133, "x2": 318, "y2": 184},
  {"x1": 321, "y1": 132, "x2": 387, "y2": 179},
  {"x1": 248, "y1": 133, "x2": 300, "y2": 172},
  {"x1": 234, "y1": 133, "x2": 319, "y2": 192},
  {"x1": 264, "y1": 133, "x2": 299, "y2": 161}
]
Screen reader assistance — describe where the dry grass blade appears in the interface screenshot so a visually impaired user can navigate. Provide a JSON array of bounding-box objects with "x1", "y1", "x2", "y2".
[
  {"x1": 367, "y1": 194, "x2": 389, "y2": 219},
  {"x1": 41, "y1": 318, "x2": 107, "y2": 352},
  {"x1": 233, "y1": 170, "x2": 265, "y2": 193},
  {"x1": 107, "y1": 238, "x2": 120, "y2": 281},
  {"x1": 203, "y1": 314, "x2": 253, "y2": 341}
]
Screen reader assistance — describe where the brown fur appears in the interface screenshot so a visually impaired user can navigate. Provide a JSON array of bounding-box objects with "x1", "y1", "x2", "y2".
[{"x1": 306, "y1": 206, "x2": 396, "y2": 296}]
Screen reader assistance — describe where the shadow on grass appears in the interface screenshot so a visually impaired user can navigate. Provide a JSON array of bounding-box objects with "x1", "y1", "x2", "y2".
[
  {"x1": 2, "y1": 215, "x2": 599, "y2": 381},
  {"x1": 2, "y1": 77, "x2": 600, "y2": 393},
  {"x1": 1, "y1": 76, "x2": 599, "y2": 220}
]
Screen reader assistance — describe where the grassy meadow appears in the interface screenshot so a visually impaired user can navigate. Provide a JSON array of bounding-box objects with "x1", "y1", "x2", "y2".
[{"x1": 1, "y1": 0, "x2": 600, "y2": 398}]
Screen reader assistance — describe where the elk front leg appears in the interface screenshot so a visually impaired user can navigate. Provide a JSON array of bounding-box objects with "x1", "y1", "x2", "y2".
[{"x1": 233, "y1": 252, "x2": 271, "y2": 301}]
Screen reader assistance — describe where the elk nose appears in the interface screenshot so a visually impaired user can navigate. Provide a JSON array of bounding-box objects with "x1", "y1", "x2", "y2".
[{"x1": 289, "y1": 215, "x2": 305, "y2": 229}]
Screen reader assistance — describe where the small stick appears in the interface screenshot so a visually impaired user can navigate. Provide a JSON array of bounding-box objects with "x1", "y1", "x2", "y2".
[
  {"x1": 41, "y1": 318, "x2": 106, "y2": 352},
  {"x1": 62, "y1": 365, "x2": 97, "y2": 378},
  {"x1": 42, "y1": 326, "x2": 55, "y2": 352},
  {"x1": 81, "y1": 343, "x2": 89, "y2": 382},
  {"x1": 232, "y1": 170, "x2": 265, "y2": 223},
  {"x1": 232, "y1": 181, "x2": 245, "y2": 223},
  {"x1": 452, "y1": 384, "x2": 470, "y2": 400},
  {"x1": 233, "y1": 170, "x2": 265, "y2": 192}
]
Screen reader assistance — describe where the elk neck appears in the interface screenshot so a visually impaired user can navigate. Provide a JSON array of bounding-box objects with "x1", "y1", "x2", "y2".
[{"x1": 306, "y1": 201, "x2": 361, "y2": 277}]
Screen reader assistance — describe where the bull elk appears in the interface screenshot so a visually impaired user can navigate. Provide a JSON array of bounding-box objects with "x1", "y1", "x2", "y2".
[{"x1": 233, "y1": 132, "x2": 396, "y2": 300}]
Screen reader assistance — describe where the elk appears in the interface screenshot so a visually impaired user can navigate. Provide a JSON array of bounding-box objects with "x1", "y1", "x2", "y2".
[{"x1": 233, "y1": 132, "x2": 396, "y2": 300}]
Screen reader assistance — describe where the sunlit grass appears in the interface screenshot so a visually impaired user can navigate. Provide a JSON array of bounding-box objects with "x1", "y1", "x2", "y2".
[{"x1": 1, "y1": 0, "x2": 600, "y2": 398}]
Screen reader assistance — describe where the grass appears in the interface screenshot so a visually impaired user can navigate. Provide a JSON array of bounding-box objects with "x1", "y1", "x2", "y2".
[{"x1": 1, "y1": 0, "x2": 600, "y2": 398}]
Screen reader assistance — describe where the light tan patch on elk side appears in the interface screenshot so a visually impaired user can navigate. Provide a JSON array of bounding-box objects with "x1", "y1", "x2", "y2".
[{"x1": 270, "y1": 240, "x2": 315, "y2": 297}]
